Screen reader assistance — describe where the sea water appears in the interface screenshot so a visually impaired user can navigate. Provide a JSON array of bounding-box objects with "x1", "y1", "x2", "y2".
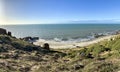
[{"x1": 1, "y1": 24, "x2": 120, "y2": 43}]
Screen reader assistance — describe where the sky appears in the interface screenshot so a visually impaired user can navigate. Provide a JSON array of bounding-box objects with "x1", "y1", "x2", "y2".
[{"x1": 1, "y1": 0, "x2": 120, "y2": 25}]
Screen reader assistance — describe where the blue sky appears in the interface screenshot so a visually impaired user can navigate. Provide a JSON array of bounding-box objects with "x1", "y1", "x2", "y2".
[{"x1": 1, "y1": 0, "x2": 120, "y2": 24}]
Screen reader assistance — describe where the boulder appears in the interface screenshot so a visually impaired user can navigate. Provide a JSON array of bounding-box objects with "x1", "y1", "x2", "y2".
[
  {"x1": 0, "y1": 28, "x2": 12, "y2": 36},
  {"x1": 0, "y1": 28, "x2": 7, "y2": 35},
  {"x1": 87, "y1": 53, "x2": 94, "y2": 59},
  {"x1": 8, "y1": 31, "x2": 12, "y2": 36},
  {"x1": 43, "y1": 43, "x2": 50, "y2": 50},
  {"x1": 22, "y1": 37, "x2": 39, "y2": 43},
  {"x1": 22, "y1": 37, "x2": 32, "y2": 41},
  {"x1": 74, "y1": 64, "x2": 84, "y2": 70},
  {"x1": 31, "y1": 37, "x2": 39, "y2": 41}
]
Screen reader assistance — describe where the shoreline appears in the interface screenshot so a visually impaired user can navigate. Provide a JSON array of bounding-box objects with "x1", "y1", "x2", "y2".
[{"x1": 34, "y1": 34, "x2": 119, "y2": 49}]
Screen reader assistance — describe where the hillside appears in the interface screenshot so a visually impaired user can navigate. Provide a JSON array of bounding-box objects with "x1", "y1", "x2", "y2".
[{"x1": 0, "y1": 34, "x2": 120, "y2": 72}]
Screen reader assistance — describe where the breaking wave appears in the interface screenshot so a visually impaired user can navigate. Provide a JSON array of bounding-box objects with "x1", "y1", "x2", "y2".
[{"x1": 35, "y1": 30, "x2": 118, "y2": 44}]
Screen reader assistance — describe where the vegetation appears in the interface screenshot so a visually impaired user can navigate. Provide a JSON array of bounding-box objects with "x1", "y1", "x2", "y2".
[{"x1": 0, "y1": 34, "x2": 120, "y2": 72}]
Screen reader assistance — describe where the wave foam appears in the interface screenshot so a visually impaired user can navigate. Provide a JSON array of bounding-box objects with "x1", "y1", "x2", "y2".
[{"x1": 33, "y1": 31, "x2": 119, "y2": 48}]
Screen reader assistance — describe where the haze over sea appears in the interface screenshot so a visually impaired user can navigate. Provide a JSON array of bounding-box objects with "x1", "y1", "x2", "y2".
[{"x1": 1, "y1": 24, "x2": 120, "y2": 43}]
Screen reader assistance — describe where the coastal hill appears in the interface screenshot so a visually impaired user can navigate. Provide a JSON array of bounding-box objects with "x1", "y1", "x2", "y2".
[{"x1": 0, "y1": 28, "x2": 120, "y2": 72}]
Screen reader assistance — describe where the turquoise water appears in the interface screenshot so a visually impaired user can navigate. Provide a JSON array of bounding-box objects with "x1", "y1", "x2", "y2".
[{"x1": 1, "y1": 24, "x2": 120, "y2": 42}]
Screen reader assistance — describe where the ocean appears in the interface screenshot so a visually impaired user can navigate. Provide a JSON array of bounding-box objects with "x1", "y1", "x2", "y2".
[{"x1": 1, "y1": 24, "x2": 120, "y2": 43}]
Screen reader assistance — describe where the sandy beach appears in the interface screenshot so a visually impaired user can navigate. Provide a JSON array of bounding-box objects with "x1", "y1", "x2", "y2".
[{"x1": 34, "y1": 34, "x2": 118, "y2": 49}]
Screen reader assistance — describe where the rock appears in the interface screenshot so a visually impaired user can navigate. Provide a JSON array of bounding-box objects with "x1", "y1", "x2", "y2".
[
  {"x1": 76, "y1": 46, "x2": 81, "y2": 48},
  {"x1": 74, "y1": 64, "x2": 84, "y2": 70},
  {"x1": 24, "y1": 45, "x2": 40, "y2": 52},
  {"x1": 0, "y1": 28, "x2": 7, "y2": 35},
  {"x1": 94, "y1": 33, "x2": 105, "y2": 38},
  {"x1": 22, "y1": 36, "x2": 39, "y2": 43},
  {"x1": 43, "y1": 43, "x2": 50, "y2": 50},
  {"x1": 105, "y1": 48, "x2": 111, "y2": 51},
  {"x1": 22, "y1": 37, "x2": 32, "y2": 41},
  {"x1": 0, "y1": 28, "x2": 12, "y2": 36},
  {"x1": 87, "y1": 53, "x2": 94, "y2": 59},
  {"x1": 8, "y1": 31, "x2": 12, "y2": 36},
  {"x1": 31, "y1": 37, "x2": 39, "y2": 41}
]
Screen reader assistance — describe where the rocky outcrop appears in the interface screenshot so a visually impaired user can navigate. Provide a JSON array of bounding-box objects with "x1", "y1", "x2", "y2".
[
  {"x1": 0, "y1": 28, "x2": 12, "y2": 36},
  {"x1": 0, "y1": 28, "x2": 7, "y2": 35},
  {"x1": 43, "y1": 43, "x2": 50, "y2": 50},
  {"x1": 8, "y1": 31, "x2": 12, "y2": 36},
  {"x1": 22, "y1": 37, "x2": 39, "y2": 43},
  {"x1": 0, "y1": 34, "x2": 67, "y2": 72},
  {"x1": 94, "y1": 33, "x2": 105, "y2": 38}
]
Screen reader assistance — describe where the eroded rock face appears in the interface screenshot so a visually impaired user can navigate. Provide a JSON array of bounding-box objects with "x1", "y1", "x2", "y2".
[
  {"x1": 0, "y1": 28, "x2": 7, "y2": 35},
  {"x1": 0, "y1": 28, "x2": 12, "y2": 36}
]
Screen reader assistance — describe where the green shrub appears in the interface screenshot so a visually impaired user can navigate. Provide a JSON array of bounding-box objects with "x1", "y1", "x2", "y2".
[
  {"x1": 67, "y1": 50, "x2": 78, "y2": 58},
  {"x1": 83, "y1": 62, "x2": 119, "y2": 72},
  {"x1": 92, "y1": 44, "x2": 106, "y2": 57},
  {"x1": 111, "y1": 39, "x2": 120, "y2": 51}
]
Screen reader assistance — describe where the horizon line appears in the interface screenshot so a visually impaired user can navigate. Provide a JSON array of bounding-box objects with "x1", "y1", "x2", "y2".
[{"x1": 1, "y1": 23, "x2": 120, "y2": 26}]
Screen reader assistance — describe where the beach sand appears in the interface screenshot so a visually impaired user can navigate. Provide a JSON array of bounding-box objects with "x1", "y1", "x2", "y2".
[{"x1": 34, "y1": 35, "x2": 118, "y2": 49}]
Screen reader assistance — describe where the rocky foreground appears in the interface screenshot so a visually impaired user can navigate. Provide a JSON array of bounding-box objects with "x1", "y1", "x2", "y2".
[
  {"x1": 0, "y1": 29, "x2": 120, "y2": 72},
  {"x1": 0, "y1": 34, "x2": 67, "y2": 72}
]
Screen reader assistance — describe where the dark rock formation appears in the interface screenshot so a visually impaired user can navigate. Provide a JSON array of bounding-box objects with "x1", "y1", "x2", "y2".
[
  {"x1": 22, "y1": 37, "x2": 32, "y2": 41},
  {"x1": 8, "y1": 31, "x2": 12, "y2": 36},
  {"x1": 105, "y1": 48, "x2": 111, "y2": 51},
  {"x1": 94, "y1": 33, "x2": 105, "y2": 38},
  {"x1": 74, "y1": 64, "x2": 84, "y2": 70},
  {"x1": 87, "y1": 53, "x2": 94, "y2": 59},
  {"x1": 24, "y1": 45, "x2": 41, "y2": 52},
  {"x1": 22, "y1": 37, "x2": 39, "y2": 43},
  {"x1": 43, "y1": 43, "x2": 50, "y2": 50},
  {"x1": 0, "y1": 28, "x2": 7, "y2": 35},
  {"x1": 0, "y1": 28, "x2": 12, "y2": 36}
]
